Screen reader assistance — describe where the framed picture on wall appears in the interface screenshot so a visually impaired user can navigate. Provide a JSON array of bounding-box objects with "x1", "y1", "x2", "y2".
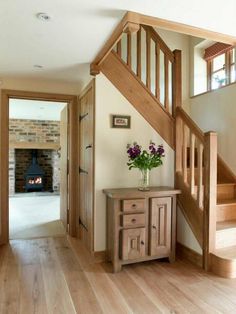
[{"x1": 112, "y1": 115, "x2": 131, "y2": 129}]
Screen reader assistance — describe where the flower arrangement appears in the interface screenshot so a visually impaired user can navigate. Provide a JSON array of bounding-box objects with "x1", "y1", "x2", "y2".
[
  {"x1": 126, "y1": 141, "x2": 165, "y2": 190},
  {"x1": 126, "y1": 141, "x2": 165, "y2": 170}
]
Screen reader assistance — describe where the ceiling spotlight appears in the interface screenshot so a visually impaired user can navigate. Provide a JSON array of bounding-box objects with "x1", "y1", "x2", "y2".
[
  {"x1": 34, "y1": 65, "x2": 43, "y2": 69},
  {"x1": 36, "y1": 12, "x2": 51, "y2": 21}
]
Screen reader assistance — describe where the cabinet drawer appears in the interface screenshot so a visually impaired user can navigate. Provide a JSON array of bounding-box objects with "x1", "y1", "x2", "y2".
[
  {"x1": 122, "y1": 227, "x2": 146, "y2": 260},
  {"x1": 122, "y1": 199, "x2": 145, "y2": 212},
  {"x1": 122, "y1": 213, "x2": 145, "y2": 227}
]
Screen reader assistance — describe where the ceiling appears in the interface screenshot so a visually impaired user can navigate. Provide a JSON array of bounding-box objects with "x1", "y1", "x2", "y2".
[
  {"x1": 1, "y1": 0, "x2": 236, "y2": 84},
  {"x1": 9, "y1": 99, "x2": 66, "y2": 121}
]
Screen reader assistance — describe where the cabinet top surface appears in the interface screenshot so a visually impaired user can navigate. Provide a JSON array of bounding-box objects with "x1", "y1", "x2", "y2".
[{"x1": 103, "y1": 186, "x2": 181, "y2": 198}]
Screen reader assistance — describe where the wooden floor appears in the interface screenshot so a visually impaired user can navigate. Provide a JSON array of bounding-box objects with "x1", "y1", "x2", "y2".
[{"x1": 1, "y1": 237, "x2": 236, "y2": 314}]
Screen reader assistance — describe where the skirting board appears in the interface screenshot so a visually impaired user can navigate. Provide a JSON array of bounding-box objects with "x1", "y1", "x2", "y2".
[
  {"x1": 93, "y1": 251, "x2": 106, "y2": 263},
  {"x1": 176, "y1": 242, "x2": 203, "y2": 268}
]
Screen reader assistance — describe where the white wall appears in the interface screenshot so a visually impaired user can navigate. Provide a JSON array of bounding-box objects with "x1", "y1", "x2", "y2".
[
  {"x1": 95, "y1": 74, "x2": 174, "y2": 251},
  {"x1": 0, "y1": 77, "x2": 81, "y2": 95},
  {"x1": 190, "y1": 84, "x2": 236, "y2": 173}
]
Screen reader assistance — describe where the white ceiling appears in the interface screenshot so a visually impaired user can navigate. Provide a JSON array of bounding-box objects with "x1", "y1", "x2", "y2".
[
  {"x1": 0, "y1": 0, "x2": 236, "y2": 84},
  {"x1": 9, "y1": 99, "x2": 66, "y2": 121}
]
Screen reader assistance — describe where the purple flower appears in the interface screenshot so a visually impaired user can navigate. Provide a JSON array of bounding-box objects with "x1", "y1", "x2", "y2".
[
  {"x1": 157, "y1": 144, "x2": 165, "y2": 156},
  {"x1": 127, "y1": 144, "x2": 141, "y2": 159}
]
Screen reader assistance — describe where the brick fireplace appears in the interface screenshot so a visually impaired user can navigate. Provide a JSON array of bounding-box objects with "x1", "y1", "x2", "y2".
[{"x1": 9, "y1": 119, "x2": 60, "y2": 195}]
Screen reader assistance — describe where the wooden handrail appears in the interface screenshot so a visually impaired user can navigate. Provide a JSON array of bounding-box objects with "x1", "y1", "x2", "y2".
[{"x1": 176, "y1": 107, "x2": 204, "y2": 143}]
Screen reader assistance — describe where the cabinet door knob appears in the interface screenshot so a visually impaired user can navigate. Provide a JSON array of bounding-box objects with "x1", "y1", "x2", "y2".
[
  {"x1": 152, "y1": 225, "x2": 156, "y2": 229},
  {"x1": 131, "y1": 204, "x2": 137, "y2": 208},
  {"x1": 131, "y1": 218, "x2": 136, "y2": 223},
  {"x1": 141, "y1": 241, "x2": 145, "y2": 245}
]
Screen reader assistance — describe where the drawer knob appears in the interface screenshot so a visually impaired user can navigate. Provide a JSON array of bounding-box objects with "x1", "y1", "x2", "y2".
[
  {"x1": 131, "y1": 204, "x2": 137, "y2": 208},
  {"x1": 152, "y1": 225, "x2": 157, "y2": 229},
  {"x1": 141, "y1": 241, "x2": 145, "y2": 245},
  {"x1": 131, "y1": 218, "x2": 136, "y2": 223}
]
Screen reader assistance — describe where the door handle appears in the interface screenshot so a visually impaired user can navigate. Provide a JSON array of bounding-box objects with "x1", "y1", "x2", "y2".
[{"x1": 85, "y1": 144, "x2": 92, "y2": 149}]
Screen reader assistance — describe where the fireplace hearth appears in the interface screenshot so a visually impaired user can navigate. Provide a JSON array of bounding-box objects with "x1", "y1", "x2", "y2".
[{"x1": 25, "y1": 150, "x2": 44, "y2": 192}]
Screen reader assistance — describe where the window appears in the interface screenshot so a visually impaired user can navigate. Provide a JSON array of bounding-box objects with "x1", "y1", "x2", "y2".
[{"x1": 205, "y1": 43, "x2": 236, "y2": 91}]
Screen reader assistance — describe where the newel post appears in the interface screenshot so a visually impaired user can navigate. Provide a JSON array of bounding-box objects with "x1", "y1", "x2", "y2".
[
  {"x1": 203, "y1": 131, "x2": 217, "y2": 271},
  {"x1": 172, "y1": 49, "x2": 182, "y2": 117}
]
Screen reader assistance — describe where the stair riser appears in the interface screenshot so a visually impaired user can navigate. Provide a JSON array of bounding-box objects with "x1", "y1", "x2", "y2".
[
  {"x1": 217, "y1": 185, "x2": 236, "y2": 201},
  {"x1": 216, "y1": 229, "x2": 236, "y2": 249},
  {"x1": 217, "y1": 205, "x2": 236, "y2": 222}
]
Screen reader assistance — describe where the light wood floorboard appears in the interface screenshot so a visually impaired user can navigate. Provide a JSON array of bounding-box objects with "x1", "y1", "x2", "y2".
[{"x1": 0, "y1": 237, "x2": 236, "y2": 313}]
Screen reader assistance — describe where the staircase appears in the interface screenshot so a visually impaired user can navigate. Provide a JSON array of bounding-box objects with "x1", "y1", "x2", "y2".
[{"x1": 91, "y1": 20, "x2": 236, "y2": 278}]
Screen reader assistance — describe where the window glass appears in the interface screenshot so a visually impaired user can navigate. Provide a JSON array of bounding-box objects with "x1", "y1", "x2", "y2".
[
  {"x1": 212, "y1": 70, "x2": 226, "y2": 89},
  {"x1": 212, "y1": 54, "x2": 225, "y2": 72}
]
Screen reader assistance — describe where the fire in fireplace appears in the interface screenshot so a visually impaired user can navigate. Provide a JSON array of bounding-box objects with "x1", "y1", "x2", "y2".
[{"x1": 25, "y1": 150, "x2": 44, "y2": 192}]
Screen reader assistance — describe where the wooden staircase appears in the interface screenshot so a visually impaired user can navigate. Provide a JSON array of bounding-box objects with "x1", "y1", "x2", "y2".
[{"x1": 91, "y1": 20, "x2": 236, "y2": 278}]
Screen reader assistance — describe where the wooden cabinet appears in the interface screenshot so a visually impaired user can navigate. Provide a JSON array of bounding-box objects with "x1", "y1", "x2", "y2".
[{"x1": 104, "y1": 187, "x2": 181, "y2": 272}]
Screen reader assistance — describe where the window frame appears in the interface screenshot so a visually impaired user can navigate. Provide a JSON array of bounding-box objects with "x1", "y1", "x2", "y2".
[{"x1": 207, "y1": 48, "x2": 235, "y2": 91}]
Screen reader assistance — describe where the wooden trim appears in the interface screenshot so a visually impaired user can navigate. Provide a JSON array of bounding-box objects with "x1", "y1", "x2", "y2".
[
  {"x1": 146, "y1": 29, "x2": 151, "y2": 89},
  {"x1": 172, "y1": 50, "x2": 182, "y2": 116},
  {"x1": 0, "y1": 89, "x2": 78, "y2": 243},
  {"x1": 92, "y1": 250, "x2": 106, "y2": 263},
  {"x1": 176, "y1": 242, "x2": 203, "y2": 268},
  {"x1": 137, "y1": 29, "x2": 141, "y2": 78},
  {"x1": 203, "y1": 131, "x2": 217, "y2": 271},
  {"x1": 9, "y1": 141, "x2": 60, "y2": 150},
  {"x1": 127, "y1": 12, "x2": 236, "y2": 45},
  {"x1": 127, "y1": 33, "x2": 132, "y2": 68}
]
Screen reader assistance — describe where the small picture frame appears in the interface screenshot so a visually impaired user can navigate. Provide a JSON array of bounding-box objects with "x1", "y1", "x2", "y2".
[{"x1": 112, "y1": 115, "x2": 131, "y2": 129}]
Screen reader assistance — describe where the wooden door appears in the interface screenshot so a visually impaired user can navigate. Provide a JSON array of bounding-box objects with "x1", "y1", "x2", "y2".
[
  {"x1": 79, "y1": 81, "x2": 95, "y2": 252},
  {"x1": 60, "y1": 105, "x2": 68, "y2": 230},
  {"x1": 150, "y1": 197, "x2": 172, "y2": 256},
  {"x1": 122, "y1": 227, "x2": 146, "y2": 260}
]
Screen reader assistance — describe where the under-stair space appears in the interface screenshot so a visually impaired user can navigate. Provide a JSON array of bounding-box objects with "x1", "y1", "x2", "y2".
[{"x1": 91, "y1": 21, "x2": 236, "y2": 278}]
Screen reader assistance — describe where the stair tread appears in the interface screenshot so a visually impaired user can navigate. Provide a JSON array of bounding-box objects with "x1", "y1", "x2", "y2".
[
  {"x1": 217, "y1": 183, "x2": 236, "y2": 186},
  {"x1": 214, "y1": 246, "x2": 236, "y2": 260},
  {"x1": 217, "y1": 220, "x2": 236, "y2": 231},
  {"x1": 217, "y1": 199, "x2": 236, "y2": 206}
]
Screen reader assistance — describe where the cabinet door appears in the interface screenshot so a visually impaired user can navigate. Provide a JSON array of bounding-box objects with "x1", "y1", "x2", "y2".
[
  {"x1": 150, "y1": 197, "x2": 172, "y2": 256},
  {"x1": 122, "y1": 228, "x2": 146, "y2": 260}
]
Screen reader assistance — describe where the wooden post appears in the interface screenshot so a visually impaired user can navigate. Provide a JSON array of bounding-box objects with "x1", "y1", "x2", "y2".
[
  {"x1": 175, "y1": 115, "x2": 183, "y2": 174},
  {"x1": 203, "y1": 131, "x2": 217, "y2": 271},
  {"x1": 172, "y1": 49, "x2": 182, "y2": 116}
]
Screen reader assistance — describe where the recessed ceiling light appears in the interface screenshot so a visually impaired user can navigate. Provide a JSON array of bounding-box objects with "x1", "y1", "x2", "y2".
[
  {"x1": 34, "y1": 65, "x2": 43, "y2": 69},
  {"x1": 36, "y1": 12, "x2": 51, "y2": 21}
]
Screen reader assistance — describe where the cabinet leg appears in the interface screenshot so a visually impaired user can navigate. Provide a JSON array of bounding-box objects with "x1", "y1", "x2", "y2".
[{"x1": 169, "y1": 254, "x2": 175, "y2": 263}]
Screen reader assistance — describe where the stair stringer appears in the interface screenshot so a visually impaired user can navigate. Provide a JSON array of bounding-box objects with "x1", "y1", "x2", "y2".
[{"x1": 100, "y1": 51, "x2": 175, "y2": 150}]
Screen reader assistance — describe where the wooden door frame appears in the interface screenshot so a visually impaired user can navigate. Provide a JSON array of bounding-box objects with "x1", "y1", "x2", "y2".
[{"x1": 0, "y1": 89, "x2": 78, "y2": 244}]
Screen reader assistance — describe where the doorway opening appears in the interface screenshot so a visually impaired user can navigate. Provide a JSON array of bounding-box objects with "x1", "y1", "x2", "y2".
[{"x1": 9, "y1": 98, "x2": 68, "y2": 239}]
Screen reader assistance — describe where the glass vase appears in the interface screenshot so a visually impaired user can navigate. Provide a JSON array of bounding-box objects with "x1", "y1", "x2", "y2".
[{"x1": 138, "y1": 169, "x2": 150, "y2": 191}]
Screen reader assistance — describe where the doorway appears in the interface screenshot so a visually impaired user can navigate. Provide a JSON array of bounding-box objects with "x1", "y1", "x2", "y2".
[
  {"x1": 0, "y1": 90, "x2": 78, "y2": 244},
  {"x1": 9, "y1": 98, "x2": 68, "y2": 239}
]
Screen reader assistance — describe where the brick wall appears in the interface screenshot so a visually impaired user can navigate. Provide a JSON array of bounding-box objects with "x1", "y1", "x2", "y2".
[{"x1": 9, "y1": 119, "x2": 60, "y2": 195}]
